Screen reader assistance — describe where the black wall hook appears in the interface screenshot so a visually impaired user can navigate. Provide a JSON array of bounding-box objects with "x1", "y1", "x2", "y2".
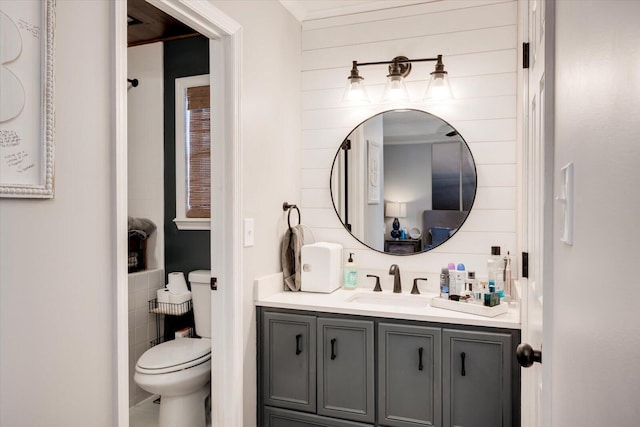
[{"x1": 128, "y1": 78, "x2": 139, "y2": 87}]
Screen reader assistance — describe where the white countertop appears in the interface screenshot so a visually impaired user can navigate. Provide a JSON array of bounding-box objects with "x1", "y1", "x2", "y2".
[{"x1": 255, "y1": 284, "x2": 521, "y2": 330}]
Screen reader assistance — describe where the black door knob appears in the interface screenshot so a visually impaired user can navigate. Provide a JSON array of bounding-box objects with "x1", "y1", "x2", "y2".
[{"x1": 516, "y1": 343, "x2": 542, "y2": 367}]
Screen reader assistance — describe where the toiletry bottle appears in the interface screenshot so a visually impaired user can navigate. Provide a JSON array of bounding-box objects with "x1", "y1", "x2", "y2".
[
  {"x1": 466, "y1": 271, "x2": 476, "y2": 300},
  {"x1": 343, "y1": 253, "x2": 358, "y2": 290},
  {"x1": 475, "y1": 280, "x2": 487, "y2": 304},
  {"x1": 448, "y1": 262, "x2": 459, "y2": 300},
  {"x1": 488, "y1": 246, "x2": 504, "y2": 294},
  {"x1": 503, "y1": 251, "x2": 512, "y2": 302},
  {"x1": 440, "y1": 267, "x2": 450, "y2": 299},
  {"x1": 455, "y1": 264, "x2": 466, "y2": 300}
]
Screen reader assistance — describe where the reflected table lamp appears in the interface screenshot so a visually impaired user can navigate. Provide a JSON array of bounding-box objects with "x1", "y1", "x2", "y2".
[{"x1": 386, "y1": 202, "x2": 406, "y2": 239}]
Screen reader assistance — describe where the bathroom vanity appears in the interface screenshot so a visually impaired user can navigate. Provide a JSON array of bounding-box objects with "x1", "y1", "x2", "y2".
[{"x1": 256, "y1": 289, "x2": 521, "y2": 427}]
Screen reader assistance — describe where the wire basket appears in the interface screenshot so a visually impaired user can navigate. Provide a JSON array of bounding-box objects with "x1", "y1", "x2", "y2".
[
  {"x1": 148, "y1": 298, "x2": 193, "y2": 316},
  {"x1": 149, "y1": 327, "x2": 195, "y2": 347}
]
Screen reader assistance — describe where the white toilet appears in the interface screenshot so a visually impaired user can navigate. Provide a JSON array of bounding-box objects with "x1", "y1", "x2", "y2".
[{"x1": 134, "y1": 270, "x2": 212, "y2": 427}]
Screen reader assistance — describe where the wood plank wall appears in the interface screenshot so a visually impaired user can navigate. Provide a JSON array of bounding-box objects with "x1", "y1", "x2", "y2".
[{"x1": 300, "y1": 0, "x2": 518, "y2": 279}]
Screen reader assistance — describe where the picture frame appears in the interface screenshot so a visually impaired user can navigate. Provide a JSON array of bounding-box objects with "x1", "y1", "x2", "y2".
[
  {"x1": 367, "y1": 139, "x2": 381, "y2": 204},
  {"x1": 0, "y1": 0, "x2": 55, "y2": 198}
]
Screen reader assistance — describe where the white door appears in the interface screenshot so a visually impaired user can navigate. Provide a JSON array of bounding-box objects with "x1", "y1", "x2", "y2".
[{"x1": 520, "y1": 0, "x2": 554, "y2": 426}]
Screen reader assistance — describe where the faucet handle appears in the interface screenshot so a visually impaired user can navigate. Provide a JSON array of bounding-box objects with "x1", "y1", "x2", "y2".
[
  {"x1": 411, "y1": 278, "x2": 428, "y2": 295},
  {"x1": 366, "y1": 274, "x2": 382, "y2": 292}
]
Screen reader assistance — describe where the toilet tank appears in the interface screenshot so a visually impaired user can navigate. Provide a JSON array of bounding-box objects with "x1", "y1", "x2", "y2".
[{"x1": 188, "y1": 270, "x2": 212, "y2": 338}]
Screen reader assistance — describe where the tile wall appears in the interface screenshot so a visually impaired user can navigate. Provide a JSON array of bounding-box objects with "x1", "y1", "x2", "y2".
[{"x1": 128, "y1": 268, "x2": 165, "y2": 407}]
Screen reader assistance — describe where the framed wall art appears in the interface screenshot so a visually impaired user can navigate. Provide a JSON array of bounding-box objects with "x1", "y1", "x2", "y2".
[
  {"x1": 0, "y1": 0, "x2": 55, "y2": 198},
  {"x1": 367, "y1": 139, "x2": 381, "y2": 204}
]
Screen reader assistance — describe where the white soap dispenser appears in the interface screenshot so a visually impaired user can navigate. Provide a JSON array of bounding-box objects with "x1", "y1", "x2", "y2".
[{"x1": 343, "y1": 252, "x2": 358, "y2": 290}]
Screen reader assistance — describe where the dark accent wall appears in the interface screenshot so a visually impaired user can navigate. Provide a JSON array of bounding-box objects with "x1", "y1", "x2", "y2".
[{"x1": 164, "y1": 35, "x2": 211, "y2": 280}]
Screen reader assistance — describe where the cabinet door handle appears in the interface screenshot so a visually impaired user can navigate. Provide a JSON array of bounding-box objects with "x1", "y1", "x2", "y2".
[
  {"x1": 295, "y1": 334, "x2": 302, "y2": 355},
  {"x1": 330, "y1": 338, "x2": 337, "y2": 360},
  {"x1": 418, "y1": 347, "x2": 424, "y2": 371},
  {"x1": 461, "y1": 352, "x2": 466, "y2": 376}
]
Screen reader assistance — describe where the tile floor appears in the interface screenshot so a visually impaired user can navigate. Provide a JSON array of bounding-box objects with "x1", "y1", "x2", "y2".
[
  {"x1": 130, "y1": 394, "x2": 212, "y2": 427},
  {"x1": 129, "y1": 396, "x2": 160, "y2": 427}
]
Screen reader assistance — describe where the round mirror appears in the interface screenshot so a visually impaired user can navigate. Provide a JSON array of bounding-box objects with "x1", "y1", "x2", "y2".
[{"x1": 330, "y1": 109, "x2": 477, "y2": 255}]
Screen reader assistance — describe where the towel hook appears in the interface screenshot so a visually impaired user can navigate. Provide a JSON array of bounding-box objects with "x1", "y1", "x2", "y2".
[{"x1": 283, "y1": 202, "x2": 301, "y2": 230}]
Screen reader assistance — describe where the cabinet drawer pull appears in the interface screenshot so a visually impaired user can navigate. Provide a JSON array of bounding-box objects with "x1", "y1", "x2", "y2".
[
  {"x1": 295, "y1": 334, "x2": 302, "y2": 355},
  {"x1": 418, "y1": 347, "x2": 424, "y2": 371},
  {"x1": 331, "y1": 338, "x2": 337, "y2": 360},
  {"x1": 461, "y1": 352, "x2": 466, "y2": 376}
]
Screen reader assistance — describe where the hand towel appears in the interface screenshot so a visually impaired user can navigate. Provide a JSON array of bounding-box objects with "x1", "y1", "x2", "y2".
[{"x1": 281, "y1": 224, "x2": 304, "y2": 291}]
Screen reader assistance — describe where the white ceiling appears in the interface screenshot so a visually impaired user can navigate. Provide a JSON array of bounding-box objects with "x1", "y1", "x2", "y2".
[{"x1": 279, "y1": 0, "x2": 432, "y2": 22}]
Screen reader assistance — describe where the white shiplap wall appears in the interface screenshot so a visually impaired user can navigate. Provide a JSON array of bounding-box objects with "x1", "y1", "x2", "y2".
[{"x1": 300, "y1": 0, "x2": 518, "y2": 285}]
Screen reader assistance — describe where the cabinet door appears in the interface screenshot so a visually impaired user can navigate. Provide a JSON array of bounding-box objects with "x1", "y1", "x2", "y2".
[
  {"x1": 317, "y1": 318, "x2": 374, "y2": 423},
  {"x1": 443, "y1": 329, "x2": 512, "y2": 427},
  {"x1": 264, "y1": 406, "x2": 373, "y2": 427},
  {"x1": 263, "y1": 312, "x2": 316, "y2": 412},
  {"x1": 378, "y1": 323, "x2": 441, "y2": 427}
]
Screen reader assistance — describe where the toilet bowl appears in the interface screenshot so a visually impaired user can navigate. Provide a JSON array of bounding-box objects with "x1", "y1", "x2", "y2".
[{"x1": 134, "y1": 270, "x2": 212, "y2": 427}]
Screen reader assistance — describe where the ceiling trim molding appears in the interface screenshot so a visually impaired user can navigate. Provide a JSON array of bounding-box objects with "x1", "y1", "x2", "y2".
[{"x1": 279, "y1": 0, "x2": 432, "y2": 22}]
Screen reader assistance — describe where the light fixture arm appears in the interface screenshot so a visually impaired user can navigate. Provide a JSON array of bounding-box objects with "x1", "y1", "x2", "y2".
[{"x1": 354, "y1": 55, "x2": 443, "y2": 79}]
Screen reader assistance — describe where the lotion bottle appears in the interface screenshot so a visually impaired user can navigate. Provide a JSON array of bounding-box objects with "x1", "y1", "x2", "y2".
[
  {"x1": 448, "y1": 262, "x2": 459, "y2": 300},
  {"x1": 455, "y1": 263, "x2": 466, "y2": 300},
  {"x1": 343, "y1": 253, "x2": 358, "y2": 290}
]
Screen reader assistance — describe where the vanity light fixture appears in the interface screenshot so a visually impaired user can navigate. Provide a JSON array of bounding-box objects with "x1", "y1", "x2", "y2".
[{"x1": 342, "y1": 55, "x2": 453, "y2": 104}]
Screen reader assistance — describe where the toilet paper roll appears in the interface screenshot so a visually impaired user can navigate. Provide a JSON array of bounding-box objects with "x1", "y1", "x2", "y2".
[
  {"x1": 169, "y1": 291, "x2": 192, "y2": 305},
  {"x1": 157, "y1": 288, "x2": 171, "y2": 304},
  {"x1": 167, "y1": 272, "x2": 189, "y2": 294}
]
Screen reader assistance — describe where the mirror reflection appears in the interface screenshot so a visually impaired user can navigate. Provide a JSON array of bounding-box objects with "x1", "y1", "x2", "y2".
[{"x1": 330, "y1": 109, "x2": 476, "y2": 255}]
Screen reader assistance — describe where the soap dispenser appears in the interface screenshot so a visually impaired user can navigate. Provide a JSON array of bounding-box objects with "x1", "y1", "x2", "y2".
[{"x1": 343, "y1": 252, "x2": 358, "y2": 290}]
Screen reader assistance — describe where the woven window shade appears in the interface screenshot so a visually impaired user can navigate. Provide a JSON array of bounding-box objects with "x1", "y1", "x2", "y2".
[{"x1": 186, "y1": 85, "x2": 211, "y2": 218}]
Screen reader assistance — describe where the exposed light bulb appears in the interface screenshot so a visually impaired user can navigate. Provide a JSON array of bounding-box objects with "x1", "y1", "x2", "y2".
[
  {"x1": 423, "y1": 73, "x2": 453, "y2": 101},
  {"x1": 341, "y1": 61, "x2": 370, "y2": 105},
  {"x1": 424, "y1": 55, "x2": 453, "y2": 101},
  {"x1": 382, "y1": 75, "x2": 410, "y2": 102},
  {"x1": 342, "y1": 78, "x2": 370, "y2": 105}
]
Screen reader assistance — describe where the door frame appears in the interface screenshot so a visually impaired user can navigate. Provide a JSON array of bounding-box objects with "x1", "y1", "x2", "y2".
[
  {"x1": 517, "y1": 0, "x2": 555, "y2": 425},
  {"x1": 113, "y1": 1, "x2": 244, "y2": 425}
]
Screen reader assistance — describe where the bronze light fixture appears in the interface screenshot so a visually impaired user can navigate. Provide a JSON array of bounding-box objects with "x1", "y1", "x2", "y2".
[{"x1": 342, "y1": 54, "x2": 453, "y2": 105}]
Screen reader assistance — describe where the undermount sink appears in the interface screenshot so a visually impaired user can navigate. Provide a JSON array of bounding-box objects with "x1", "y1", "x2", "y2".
[{"x1": 345, "y1": 292, "x2": 431, "y2": 308}]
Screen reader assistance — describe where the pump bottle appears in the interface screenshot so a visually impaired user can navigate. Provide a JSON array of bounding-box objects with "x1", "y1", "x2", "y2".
[{"x1": 343, "y1": 253, "x2": 358, "y2": 290}]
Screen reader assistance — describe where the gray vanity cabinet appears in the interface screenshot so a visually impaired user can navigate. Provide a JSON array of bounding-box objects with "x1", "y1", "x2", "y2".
[
  {"x1": 442, "y1": 329, "x2": 512, "y2": 427},
  {"x1": 264, "y1": 407, "x2": 373, "y2": 427},
  {"x1": 317, "y1": 318, "x2": 375, "y2": 424},
  {"x1": 262, "y1": 312, "x2": 317, "y2": 413},
  {"x1": 259, "y1": 308, "x2": 519, "y2": 427},
  {"x1": 378, "y1": 323, "x2": 442, "y2": 427}
]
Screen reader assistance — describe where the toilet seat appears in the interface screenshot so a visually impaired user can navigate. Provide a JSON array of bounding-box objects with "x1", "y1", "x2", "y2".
[{"x1": 136, "y1": 338, "x2": 211, "y2": 375}]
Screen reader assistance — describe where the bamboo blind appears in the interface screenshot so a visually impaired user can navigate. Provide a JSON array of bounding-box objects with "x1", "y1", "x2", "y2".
[{"x1": 185, "y1": 85, "x2": 211, "y2": 218}]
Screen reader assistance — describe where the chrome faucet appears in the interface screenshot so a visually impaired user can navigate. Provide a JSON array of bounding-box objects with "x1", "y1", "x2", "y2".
[{"x1": 389, "y1": 264, "x2": 402, "y2": 293}]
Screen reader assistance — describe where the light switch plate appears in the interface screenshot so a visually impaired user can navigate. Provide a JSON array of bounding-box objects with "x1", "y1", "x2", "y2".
[
  {"x1": 243, "y1": 218, "x2": 255, "y2": 247},
  {"x1": 558, "y1": 162, "x2": 573, "y2": 245}
]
